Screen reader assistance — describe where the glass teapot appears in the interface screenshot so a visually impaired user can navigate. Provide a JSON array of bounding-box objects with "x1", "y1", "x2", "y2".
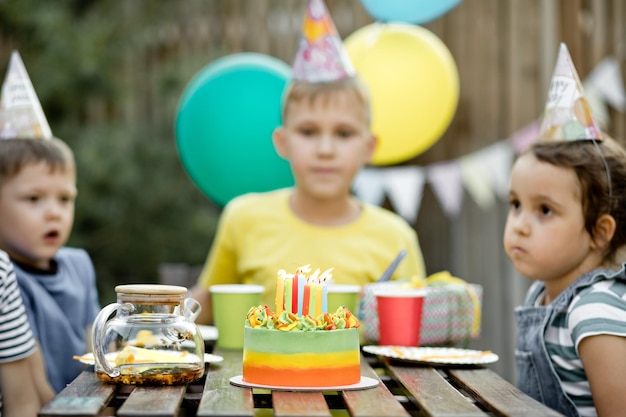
[{"x1": 92, "y1": 284, "x2": 205, "y2": 385}]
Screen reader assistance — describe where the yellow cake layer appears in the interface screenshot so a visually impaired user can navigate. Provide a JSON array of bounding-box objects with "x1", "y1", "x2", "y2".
[{"x1": 243, "y1": 350, "x2": 359, "y2": 369}]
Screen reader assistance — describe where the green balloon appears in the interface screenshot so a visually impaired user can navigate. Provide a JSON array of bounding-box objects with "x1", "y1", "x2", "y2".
[{"x1": 175, "y1": 53, "x2": 294, "y2": 207}]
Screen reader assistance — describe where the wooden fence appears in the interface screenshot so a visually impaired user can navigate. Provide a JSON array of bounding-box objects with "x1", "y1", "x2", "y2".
[{"x1": 3, "y1": 0, "x2": 625, "y2": 383}]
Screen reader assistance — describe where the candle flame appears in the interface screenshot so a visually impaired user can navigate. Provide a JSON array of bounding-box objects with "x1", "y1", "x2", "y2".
[
  {"x1": 296, "y1": 264, "x2": 311, "y2": 275},
  {"x1": 319, "y1": 268, "x2": 334, "y2": 283}
]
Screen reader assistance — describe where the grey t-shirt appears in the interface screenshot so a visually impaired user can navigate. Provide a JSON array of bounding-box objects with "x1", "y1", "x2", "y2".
[{"x1": 14, "y1": 247, "x2": 100, "y2": 393}]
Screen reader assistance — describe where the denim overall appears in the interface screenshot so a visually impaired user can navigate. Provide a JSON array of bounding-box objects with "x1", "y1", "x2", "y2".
[{"x1": 513, "y1": 267, "x2": 625, "y2": 417}]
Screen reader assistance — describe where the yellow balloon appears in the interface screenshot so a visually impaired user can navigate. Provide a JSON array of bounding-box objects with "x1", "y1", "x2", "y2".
[{"x1": 345, "y1": 23, "x2": 459, "y2": 165}]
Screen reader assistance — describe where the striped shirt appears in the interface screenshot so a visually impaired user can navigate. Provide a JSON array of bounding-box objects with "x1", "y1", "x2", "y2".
[
  {"x1": 0, "y1": 251, "x2": 36, "y2": 363},
  {"x1": 544, "y1": 279, "x2": 626, "y2": 417},
  {"x1": 0, "y1": 250, "x2": 37, "y2": 416}
]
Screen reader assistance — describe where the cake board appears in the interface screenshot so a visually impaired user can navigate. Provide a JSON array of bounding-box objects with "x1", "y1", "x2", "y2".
[{"x1": 229, "y1": 375, "x2": 379, "y2": 391}]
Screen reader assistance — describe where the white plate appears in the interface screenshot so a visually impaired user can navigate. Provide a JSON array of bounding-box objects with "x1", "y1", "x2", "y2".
[
  {"x1": 197, "y1": 325, "x2": 218, "y2": 341},
  {"x1": 75, "y1": 352, "x2": 223, "y2": 366},
  {"x1": 362, "y1": 345, "x2": 498, "y2": 366},
  {"x1": 229, "y1": 375, "x2": 379, "y2": 391}
]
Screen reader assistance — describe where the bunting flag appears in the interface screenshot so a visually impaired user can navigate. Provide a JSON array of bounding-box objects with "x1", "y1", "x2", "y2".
[
  {"x1": 384, "y1": 167, "x2": 425, "y2": 224},
  {"x1": 585, "y1": 57, "x2": 625, "y2": 112},
  {"x1": 427, "y1": 161, "x2": 463, "y2": 217},
  {"x1": 352, "y1": 54, "x2": 624, "y2": 222}
]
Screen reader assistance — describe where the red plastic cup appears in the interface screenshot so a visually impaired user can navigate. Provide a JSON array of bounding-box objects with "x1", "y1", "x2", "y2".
[{"x1": 375, "y1": 288, "x2": 426, "y2": 346}]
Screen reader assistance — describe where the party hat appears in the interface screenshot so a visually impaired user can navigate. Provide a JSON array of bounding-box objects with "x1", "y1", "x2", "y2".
[
  {"x1": 291, "y1": 0, "x2": 356, "y2": 83},
  {"x1": 0, "y1": 50, "x2": 53, "y2": 140},
  {"x1": 538, "y1": 43, "x2": 602, "y2": 142}
]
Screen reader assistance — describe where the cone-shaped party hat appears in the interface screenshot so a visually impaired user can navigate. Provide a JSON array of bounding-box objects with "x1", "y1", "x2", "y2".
[
  {"x1": 538, "y1": 43, "x2": 602, "y2": 142},
  {"x1": 0, "y1": 51, "x2": 52, "y2": 140},
  {"x1": 291, "y1": 0, "x2": 356, "y2": 83}
]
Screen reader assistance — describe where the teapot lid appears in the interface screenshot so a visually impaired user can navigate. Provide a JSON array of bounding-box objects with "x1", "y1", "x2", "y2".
[{"x1": 115, "y1": 284, "x2": 187, "y2": 295}]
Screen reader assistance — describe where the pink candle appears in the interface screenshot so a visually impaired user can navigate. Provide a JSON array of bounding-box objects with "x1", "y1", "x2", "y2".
[{"x1": 292, "y1": 274, "x2": 299, "y2": 314}]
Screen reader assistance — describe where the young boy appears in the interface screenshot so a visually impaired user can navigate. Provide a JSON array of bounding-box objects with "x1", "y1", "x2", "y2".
[
  {"x1": 0, "y1": 250, "x2": 54, "y2": 417},
  {"x1": 0, "y1": 51, "x2": 100, "y2": 393},
  {"x1": 190, "y1": 0, "x2": 426, "y2": 323}
]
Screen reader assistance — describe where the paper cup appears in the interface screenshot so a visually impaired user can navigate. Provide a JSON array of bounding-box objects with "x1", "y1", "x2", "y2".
[
  {"x1": 375, "y1": 288, "x2": 426, "y2": 346},
  {"x1": 210, "y1": 284, "x2": 264, "y2": 349},
  {"x1": 327, "y1": 284, "x2": 361, "y2": 315}
]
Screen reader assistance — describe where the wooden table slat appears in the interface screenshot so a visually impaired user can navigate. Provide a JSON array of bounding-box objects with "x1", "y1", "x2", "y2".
[
  {"x1": 389, "y1": 364, "x2": 488, "y2": 417},
  {"x1": 341, "y1": 356, "x2": 410, "y2": 417},
  {"x1": 448, "y1": 369, "x2": 565, "y2": 417},
  {"x1": 272, "y1": 392, "x2": 331, "y2": 417},
  {"x1": 38, "y1": 371, "x2": 116, "y2": 417},
  {"x1": 196, "y1": 349, "x2": 254, "y2": 417},
  {"x1": 117, "y1": 386, "x2": 185, "y2": 417}
]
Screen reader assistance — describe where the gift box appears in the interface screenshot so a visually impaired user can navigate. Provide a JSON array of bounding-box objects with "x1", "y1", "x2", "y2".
[{"x1": 359, "y1": 281, "x2": 482, "y2": 346}]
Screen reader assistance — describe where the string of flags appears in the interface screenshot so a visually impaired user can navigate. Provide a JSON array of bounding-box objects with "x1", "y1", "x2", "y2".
[{"x1": 353, "y1": 55, "x2": 625, "y2": 224}]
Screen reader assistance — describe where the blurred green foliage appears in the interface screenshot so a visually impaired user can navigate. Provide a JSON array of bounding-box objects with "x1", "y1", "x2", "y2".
[{"x1": 0, "y1": 0, "x2": 221, "y2": 304}]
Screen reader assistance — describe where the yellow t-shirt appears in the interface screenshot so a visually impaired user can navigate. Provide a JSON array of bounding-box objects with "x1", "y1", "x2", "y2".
[{"x1": 197, "y1": 188, "x2": 426, "y2": 307}]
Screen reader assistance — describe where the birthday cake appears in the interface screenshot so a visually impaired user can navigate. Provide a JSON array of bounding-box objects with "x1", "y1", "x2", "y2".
[{"x1": 242, "y1": 266, "x2": 361, "y2": 387}]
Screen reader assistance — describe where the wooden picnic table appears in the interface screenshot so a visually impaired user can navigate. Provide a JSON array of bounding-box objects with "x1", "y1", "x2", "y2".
[{"x1": 39, "y1": 347, "x2": 564, "y2": 417}]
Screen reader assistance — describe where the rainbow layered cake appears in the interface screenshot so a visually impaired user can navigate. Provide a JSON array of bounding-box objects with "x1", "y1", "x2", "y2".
[{"x1": 242, "y1": 265, "x2": 361, "y2": 387}]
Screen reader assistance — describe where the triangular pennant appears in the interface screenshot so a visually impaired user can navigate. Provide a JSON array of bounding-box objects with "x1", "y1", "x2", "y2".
[
  {"x1": 427, "y1": 161, "x2": 464, "y2": 217},
  {"x1": 477, "y1": 141, "x2": 514, "y2": 199},
  {"x1": 509, "y1": 120, "x2": 540, "y2": 153},
  {"x1": 460, "y1": 154, "x2": 496, "y2": 209},
  {"x1": 384, "y1": 167, "x2": 425, "y2": 224},
  {"x1": 353, "y1": 168, "x2": 386, "y2": 206},
  {"x1": 585, "y1": 56, "x2": 625, "y2": 112},
  {"x1": 0, "y1": 50, "x2": 52, "y2": 140},
  {"x1": 291, "y1": 0, "x2": 356, "y2": 82}
]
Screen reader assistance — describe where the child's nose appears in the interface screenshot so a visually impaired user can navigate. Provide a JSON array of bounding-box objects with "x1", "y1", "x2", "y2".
[
  {"x1": 44, "y1": 202, "x2": 64, "y2": 219},
  {"x1": 317, "y1": 135, "x2": 335, "y2": 154},
  {"x1": 511, "y1": 213, "x2": 530, "y2": 235}
]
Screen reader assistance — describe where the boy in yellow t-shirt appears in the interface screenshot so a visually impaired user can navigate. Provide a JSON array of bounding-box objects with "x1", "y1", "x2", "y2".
[{"x1": 189, "y1": 0, "x2": 426, "y2": 323}]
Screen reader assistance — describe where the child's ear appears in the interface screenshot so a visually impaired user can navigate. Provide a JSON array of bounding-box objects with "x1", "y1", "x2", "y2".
[
  {"x1": 591, "y1": 214, "x2": 616, "y2": 250},
  {"x1": 365, "y1": 134, "x2": 378, "y2": 162},
  {"x1": 272, "y1": 127, "x2": 288, "y2": 159}
]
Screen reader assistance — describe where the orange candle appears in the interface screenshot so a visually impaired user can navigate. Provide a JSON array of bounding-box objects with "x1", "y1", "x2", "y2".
[{"x1": 302, "y1": 283, "x2": 311, "y2": 316}]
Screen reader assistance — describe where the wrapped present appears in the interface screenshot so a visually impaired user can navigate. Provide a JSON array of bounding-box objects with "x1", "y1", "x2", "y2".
[{"x1": 359, "y1": 272, "x2": 482, "y2": 346}]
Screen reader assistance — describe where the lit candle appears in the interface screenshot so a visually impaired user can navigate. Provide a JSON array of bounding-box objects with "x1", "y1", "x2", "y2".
[
  {"x1": 302, "y1": 281, "x2": 311, "y2": 316},
  {"x1": 309, "y1": 283, "x2": 317, "y2": 317},
  {"x1": 297, "y1": 273, "x2": 305, "y2": 316},
  {"x1": 275, "y1": 271, "x2": 285, "y2": 315},
  {"x1": 292, "y1": 273, "x2": 299, "y2": 314},
  {"x1": 319, "y1": 268, "x2": 333, "y2": 314},
  {"x1": 315, "y1": 284, "x2": 322, "y2": 317},
  {"x1": 285, "y1": 277, "x2": 293, "y2": 314}
]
